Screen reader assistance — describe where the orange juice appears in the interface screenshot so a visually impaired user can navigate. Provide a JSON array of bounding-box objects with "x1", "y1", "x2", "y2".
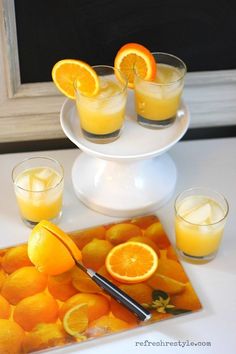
[
  {"x1": 134, "y1": 52, "x2": 186, "y2": 128},
  {"x1": 135, "y1": 64, "x2": 183, "y2": 119},
  {"x1": 75, "y1": 65, "x2": 127, "y2": 144},
  {"x1": 175, "y1": 191, "x2": 228, "y2": 262},
  {"x1": 14, "y1": 167, "x2": 63, "y2": 224},
  {"x1": 77, "y1": 79, "x2": 126, "y2": 135}
]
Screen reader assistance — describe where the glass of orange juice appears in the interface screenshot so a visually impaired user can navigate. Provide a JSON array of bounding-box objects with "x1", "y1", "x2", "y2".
[
  {"x1": 74, "y1": 65, "x2": 128, "y2": 144},
  {"x1": 174, "y1": 187, "x2": 229, "y2": 263},
  {"x1": 12, "y1": 156, "x2": 64, "y2": 228},
  {"x1": 134, "y1": 52, "x2": 186, "y2": 128}
]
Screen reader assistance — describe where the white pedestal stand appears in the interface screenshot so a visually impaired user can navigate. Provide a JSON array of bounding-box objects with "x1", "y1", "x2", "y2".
[{"x1": 60, "y1": 92, "x2": 190, "y2": 217}]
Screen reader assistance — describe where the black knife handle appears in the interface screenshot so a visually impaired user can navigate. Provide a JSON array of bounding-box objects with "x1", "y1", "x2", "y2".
[{"x1": 91, "y1": 272, "x2": 152, "y2": 322}]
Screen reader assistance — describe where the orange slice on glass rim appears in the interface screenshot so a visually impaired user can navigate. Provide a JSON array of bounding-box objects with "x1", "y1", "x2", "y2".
[
  {"x1": 114, "y1": 43, "x2": 156, "y2": 88},
  {"x1": 105, "y1": 241, "x2": 158, "y2": 284},
  {"x1": 51, "y1": 59, "x2": 99, "y2": 99}
]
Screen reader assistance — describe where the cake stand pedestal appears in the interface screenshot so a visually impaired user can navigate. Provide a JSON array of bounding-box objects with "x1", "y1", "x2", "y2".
[{"x1": 60, "y1": 91, "x2": 190, "y2": 217}]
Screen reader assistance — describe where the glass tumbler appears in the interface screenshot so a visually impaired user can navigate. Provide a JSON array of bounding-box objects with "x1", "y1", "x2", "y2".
[
  {"x1": 74, "y1": 65, "x2": 128, "y2": 144},
  {"x1": 175, "y1": 187, "x2": 229, "y2": 263},
  {"x1": 12, "y1": 156, "x2": 64, "y2": 228},
  {"x1": 134, "y1": 52, "x2": 186, "y2": 129}
]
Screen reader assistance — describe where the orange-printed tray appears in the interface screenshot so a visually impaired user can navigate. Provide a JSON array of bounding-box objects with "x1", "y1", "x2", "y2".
[{"x1": 0, "y1": 215, "x2": 202, "y2": 354}]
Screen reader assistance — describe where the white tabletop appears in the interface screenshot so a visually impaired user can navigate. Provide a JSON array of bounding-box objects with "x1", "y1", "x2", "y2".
[{"x1": 1, "y1": 137, "x2": 236, "y2": 354}]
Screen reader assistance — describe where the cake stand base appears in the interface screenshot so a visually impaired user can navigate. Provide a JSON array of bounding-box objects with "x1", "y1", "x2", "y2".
[{"x1": 72, "y1": 152, "x2": 177, "y2": 217}]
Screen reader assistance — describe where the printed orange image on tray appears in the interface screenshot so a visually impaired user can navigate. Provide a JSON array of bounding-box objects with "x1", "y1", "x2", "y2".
[{"x1": 0, "y1": 215, "x2": 202, "y2": 353}]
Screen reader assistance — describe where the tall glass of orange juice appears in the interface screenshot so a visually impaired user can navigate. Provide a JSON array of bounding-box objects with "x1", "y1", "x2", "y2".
[
  {"x1": 12, "y1": 156, "x2": 64, "y2": 228},
  {"x1": 134, "y1": 52, "x2": 186, "y2": 129},
  {"x1": 175, "y1": 188, "x2": 229, "y2": 263},
  {"x1": 74, "y1": 65, "x2": 128, "y2": 144}
]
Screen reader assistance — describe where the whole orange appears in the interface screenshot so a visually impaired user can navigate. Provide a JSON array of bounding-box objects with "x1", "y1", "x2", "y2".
[
  {"x1": 70, "y1": 226, "x2": 106, "y2": 250},
  {"x1": 48, "y1": 270, "x2": 78, "y2": 301},
  {"x1": 2, "y1": 244, "x2": 32, "y2": 273},
  {"x1": 106, "y1": 223, "x2": 142, "y2": 245},
  {"x1": 0, "y1": 295, "x2": 11, "y2": 319},
  {"x1": 81, "y1": 238, "x2": 113, "y2": 271},
  {"x1": 130, "y1": 215, "x2": 158, "y2": 229},
  {"x1": 14, "y1": 292, "x2": 59, "y2": 331},
  {"x1": 23, "y1": 323, "x2": 67, "y2": 353},
  {"x1": 0, "y1": 319, "x2": 25, "y2": 354},
  {"x1": 0, "y1": 269, "x2": 7, "y2": 291},
  {"x1": 144, "y1": 222, "x2": 170, "y2": 249},
  {"x1": 1, "y1": 266, "x2": 47, "y2": 305}
]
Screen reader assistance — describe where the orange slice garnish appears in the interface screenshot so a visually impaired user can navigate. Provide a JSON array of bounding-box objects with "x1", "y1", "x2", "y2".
[
  {"x1": 105, "y1": 241, "x2": 158, "y2": 283},
  {"x1": 52, "y1": 59, "x2": 99, "y2": 99},
  {"x1": 114, "y1": 43, "x2": 156, "y2": 88}
]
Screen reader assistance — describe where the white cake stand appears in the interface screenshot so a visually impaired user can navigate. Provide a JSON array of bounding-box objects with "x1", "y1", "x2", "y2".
[{"x1": 60, "y1": 90, "x2": 190, "y2": 217}]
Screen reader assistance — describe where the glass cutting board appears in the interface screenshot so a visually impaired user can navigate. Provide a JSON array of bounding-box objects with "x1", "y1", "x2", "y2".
[{"x1": 0, "y1": 215, "x2": 202, "y2": 353}]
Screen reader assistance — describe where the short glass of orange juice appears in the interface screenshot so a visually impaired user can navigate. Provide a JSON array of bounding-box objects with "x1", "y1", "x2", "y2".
[
  {"x1": 175, "y1": 187, "x2": 229, "y2": 263},
  {"x1": 12, "y1": 156, "x2": 64, "y2": 228},
  {"x1": 134, "y1": 52, "x2": 186, "y2": 129},
  {"x1": 74, "y1": 65, "x2": 128, "y2": 144}
]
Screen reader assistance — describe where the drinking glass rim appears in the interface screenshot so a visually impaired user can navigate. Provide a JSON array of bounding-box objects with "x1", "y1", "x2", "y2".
[
  {"x1": 134, "y1": 51, "x2": 187, "y2": 85},
  {"x1": 174, "y1": 187, "x2": 229, "y2": 226},
  {"x1": 74, "y1": 64, "x2": 128, "y2": 99},
  {"x1": 12, "y1": 156, "x2": 64, "y2": 192}
]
